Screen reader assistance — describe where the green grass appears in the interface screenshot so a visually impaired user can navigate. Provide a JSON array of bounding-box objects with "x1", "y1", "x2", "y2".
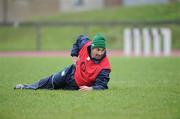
[
  {"x1": 34, "y1": 3, "x2": 180, "y2": 22},
  {"x1": 0, "y1": 57, "x2": 180, "y2": 119},
  {"x1": 0, "y1": 27, "x2": 36, "y2": 51},
  {"x1": 0, "y1": 3, "x2": 180, "y2": 51}
]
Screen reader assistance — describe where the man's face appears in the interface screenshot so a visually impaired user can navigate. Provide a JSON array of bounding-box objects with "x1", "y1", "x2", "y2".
[{"x1": 91, "y1": 48, "x2": 106, "y2": 60}]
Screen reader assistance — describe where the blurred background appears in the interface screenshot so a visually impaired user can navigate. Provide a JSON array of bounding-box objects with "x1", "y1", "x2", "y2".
[{"x1": 0, "y1": 0, "x2": 179, "y2": 56}]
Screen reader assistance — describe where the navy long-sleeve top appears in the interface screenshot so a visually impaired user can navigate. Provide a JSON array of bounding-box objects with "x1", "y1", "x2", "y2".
[{"x1": 71, "y1": 35, "x2": 111, "y2": 90}]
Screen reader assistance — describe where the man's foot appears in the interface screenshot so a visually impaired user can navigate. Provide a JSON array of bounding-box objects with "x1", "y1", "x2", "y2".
[{"x1": 14, "y1": 84, "x2": 24, "y2": 89}]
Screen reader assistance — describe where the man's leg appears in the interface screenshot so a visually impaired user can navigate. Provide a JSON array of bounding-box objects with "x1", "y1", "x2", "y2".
[
  {"x1": 14, "y1": 65, "x2": 73, "y2": 90},
  {"x1": 14, "y1": 75, "x2": 55, "y2": 90}
]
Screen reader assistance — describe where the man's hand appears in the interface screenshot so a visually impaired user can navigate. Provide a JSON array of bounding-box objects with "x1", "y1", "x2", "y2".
[
  {"x1": 79, "y1": 86, "x2": 93, "y2": 91},
  {"x1": 72, "y1": 56, "x2": 79, "y2": 64}
]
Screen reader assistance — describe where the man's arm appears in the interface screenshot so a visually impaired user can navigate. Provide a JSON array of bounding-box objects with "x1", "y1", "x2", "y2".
[
  {"x1": 92, "y1": 69, "x2": 110, "y2": 90},
  {"x1": 71, "y1": 35, "x2": 89, "y2": 57},
  {"x1": 79, "y1": 69, "x2": 110, "y2": 91}
]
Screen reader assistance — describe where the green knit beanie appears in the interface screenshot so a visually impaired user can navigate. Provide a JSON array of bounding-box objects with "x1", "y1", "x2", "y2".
[{"x1": 91, "y1": 34, "x2": 106, "y2": 49}]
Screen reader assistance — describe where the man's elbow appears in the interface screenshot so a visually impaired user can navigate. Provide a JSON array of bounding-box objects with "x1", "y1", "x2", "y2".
[{"x1": 92, "y1": 85, "x2": 108, "y2": 90}]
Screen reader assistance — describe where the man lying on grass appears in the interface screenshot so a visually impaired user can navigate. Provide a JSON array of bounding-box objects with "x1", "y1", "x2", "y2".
[{"x1": 14, "y1": 34, "x2": 111, "y2": 91}]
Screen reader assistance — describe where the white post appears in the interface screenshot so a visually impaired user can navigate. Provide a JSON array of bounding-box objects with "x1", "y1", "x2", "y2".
[
  {"x1": 143, "y1": 28, "x2": 151, "y2": 56},
  {"x1": 123, "y1": 28, "x2": 132, "y2": 56},
  {"x1": 152, "y1": 28, "x2": 161, "y2": 56},
  {"x1": 161, "y1": 28, "x2": 171, "y2": 56},
  {"x1": 133, "y1": 28, "x2": 141, "y2": 56}
]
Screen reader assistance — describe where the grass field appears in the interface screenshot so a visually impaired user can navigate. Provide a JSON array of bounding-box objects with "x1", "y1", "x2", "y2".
[{"x1": 0, "y1": 57, "x2": 179, "y2": 119}]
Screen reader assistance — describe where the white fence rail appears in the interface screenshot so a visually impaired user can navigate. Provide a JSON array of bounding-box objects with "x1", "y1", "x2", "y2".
[{"x1": 123, "y1": 28, "x2": 171, "y2": 56}]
